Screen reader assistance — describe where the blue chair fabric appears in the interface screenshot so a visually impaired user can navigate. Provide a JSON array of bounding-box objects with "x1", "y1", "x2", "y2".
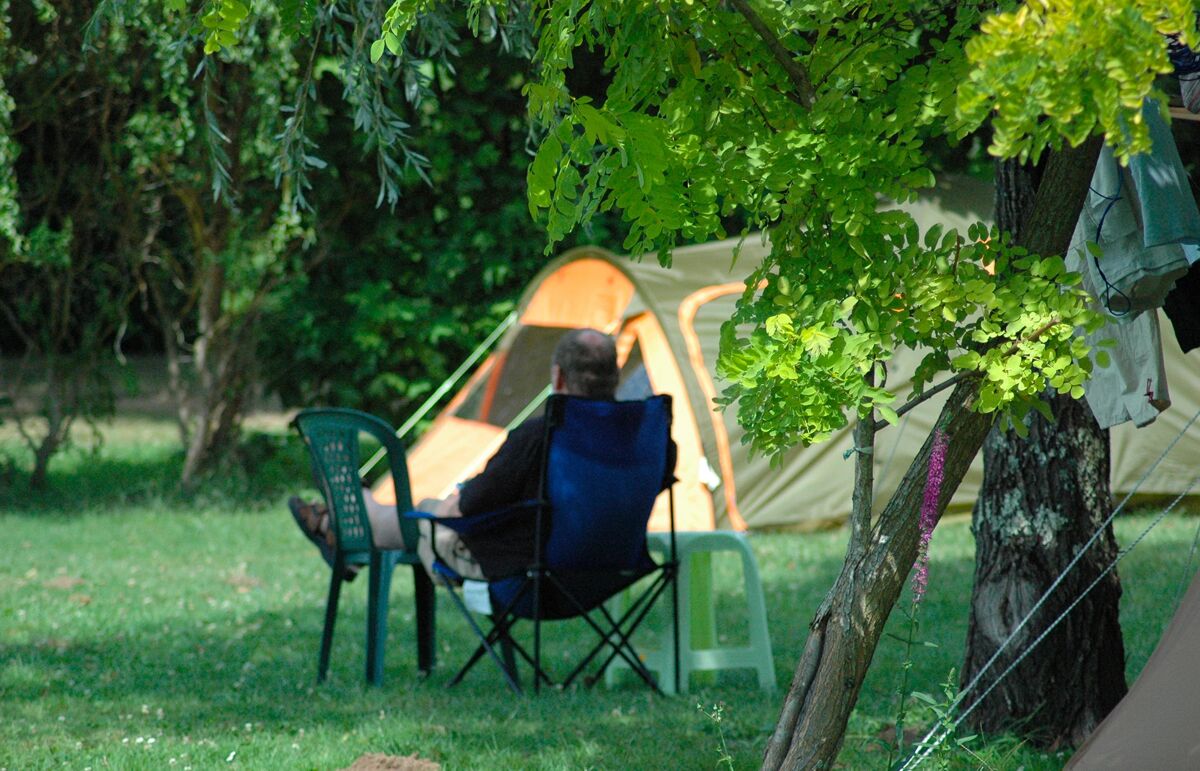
[
  {"x1": 293, "y1": 408, "x2": 435, "y2": 685},
  {"x1": 411, "y1": 394, "x2": 679, "y2": 694}
]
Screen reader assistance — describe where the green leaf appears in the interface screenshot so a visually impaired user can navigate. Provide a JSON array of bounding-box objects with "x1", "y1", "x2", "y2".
[
  {"x1": 370, "y1": 39, "x2": 386, "y2": 63},
  {"x1": 951, "y1": 351, "x2": 980, "y2": 370},
  {"x1": 385, "y1": 31, "x2": 403, "y2": 56}
]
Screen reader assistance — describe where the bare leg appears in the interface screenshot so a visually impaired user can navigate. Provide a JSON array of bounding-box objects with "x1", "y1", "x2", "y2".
[
  {"x1": 365, "y1": 494, "x2": 406, "y2": 550},
  {"x1": 413, "y1": 495, "x2": 484, "y2": 581}
]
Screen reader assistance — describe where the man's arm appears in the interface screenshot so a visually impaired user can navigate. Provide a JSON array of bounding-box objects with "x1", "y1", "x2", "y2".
[
  {"x1": 414, "y1": 492, "x2": 463, "y2": 518},
  {"x1": 457, "y1": 418, "x2": 544, "y2": 517}
]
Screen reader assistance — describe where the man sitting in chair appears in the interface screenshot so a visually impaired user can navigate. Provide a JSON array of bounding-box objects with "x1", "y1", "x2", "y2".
[{"x1": 289, "y1": 327, "x2": 674, "y2": 582}]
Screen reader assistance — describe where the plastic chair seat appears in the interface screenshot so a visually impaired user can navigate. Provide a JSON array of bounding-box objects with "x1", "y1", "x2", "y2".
[{"x1": 606, "y1": 530, "x2": 775, "y2": 694}]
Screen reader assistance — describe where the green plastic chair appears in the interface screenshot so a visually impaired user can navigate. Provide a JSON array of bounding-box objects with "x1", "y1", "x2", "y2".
[
  {"x1": 605, "y1": 530, "x2": 775, "y2": 694},
  {"x1": 292, "y1": 408, "x2": 435, "y2": 685}
]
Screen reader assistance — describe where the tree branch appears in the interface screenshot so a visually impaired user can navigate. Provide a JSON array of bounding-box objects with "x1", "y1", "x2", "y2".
[
  {"x1": 872, "y1": 315, "x2": 1068, "y2": 432},
  {"x1": 728, "y1": 0, "x2": 815, "y2": 108},
  {"x1": 0, "y1": 296, "x2": 38, "y2": 351},
  {"x1": 873, "y1": 371, "x2": 969, "y2": 431}
]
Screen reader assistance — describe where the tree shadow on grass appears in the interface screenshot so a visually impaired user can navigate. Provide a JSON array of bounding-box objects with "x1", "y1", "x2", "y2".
[
  {"x1": 2, "y1": 512, "x2": 1189, "y2": 768},
  {"x1": 0, "y1": 594, "x2": 779, "y2": 769}
]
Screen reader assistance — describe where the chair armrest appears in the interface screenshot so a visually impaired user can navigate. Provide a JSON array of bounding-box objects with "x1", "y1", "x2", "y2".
[{"x1": 403, "y1": 499, "x2": 542, "y2": 536}]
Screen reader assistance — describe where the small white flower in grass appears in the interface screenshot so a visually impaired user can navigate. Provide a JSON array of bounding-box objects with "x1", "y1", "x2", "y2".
[
  {"x1": 147, "y1": 737, "x2": 156, "y2": 745},
  {"x1": 225, "y1": 750, "x2": 236, "y2": 763}
]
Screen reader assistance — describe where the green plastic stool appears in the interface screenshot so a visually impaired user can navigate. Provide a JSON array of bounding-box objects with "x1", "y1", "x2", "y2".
[{"x1": 606, "y1": 530, "x2": 775, "y2": 694}]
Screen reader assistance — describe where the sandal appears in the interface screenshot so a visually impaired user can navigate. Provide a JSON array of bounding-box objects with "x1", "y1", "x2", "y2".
[{"x1": 288, "y1": 496, "x2": 361, "y2": 582}]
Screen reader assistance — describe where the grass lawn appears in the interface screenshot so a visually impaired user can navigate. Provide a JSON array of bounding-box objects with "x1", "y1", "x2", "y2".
[{"x1": 1, "y1": 416, "x2": 1197, "y2": 770}]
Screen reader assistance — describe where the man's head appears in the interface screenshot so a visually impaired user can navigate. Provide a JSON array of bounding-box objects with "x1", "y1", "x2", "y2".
[{"x1": 551, "y1": 328, "x2": 618, "y2": 399}]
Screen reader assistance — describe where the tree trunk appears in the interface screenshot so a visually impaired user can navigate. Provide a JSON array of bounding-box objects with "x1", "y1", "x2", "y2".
[
  {"x1": 960, "y1": 156, "x2": 1126, "y2": 748},
  {"x1": 762, "y1": 379, "x2": 995, "y2": 769},
  {"x1": 762, "y1": 139, "x2": 1104, "y2": 769},
  {"x1": 180, "y1": 311, "x2": 257, "y2": 487}
]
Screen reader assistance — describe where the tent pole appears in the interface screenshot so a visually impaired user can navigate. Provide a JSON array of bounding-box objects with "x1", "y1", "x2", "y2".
[{"x1": 359, "y1": 311, "x2": 518, "y2": 477}]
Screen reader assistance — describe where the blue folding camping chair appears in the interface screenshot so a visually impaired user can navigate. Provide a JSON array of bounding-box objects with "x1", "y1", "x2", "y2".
[{"x1": 409, "y1": 394, "x2": 679, "y2": 694}]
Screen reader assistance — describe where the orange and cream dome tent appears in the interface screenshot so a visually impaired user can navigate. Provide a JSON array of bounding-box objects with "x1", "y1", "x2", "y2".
[{"x1": 372, "y1": 176, "x2": 1200, "y2": 531}]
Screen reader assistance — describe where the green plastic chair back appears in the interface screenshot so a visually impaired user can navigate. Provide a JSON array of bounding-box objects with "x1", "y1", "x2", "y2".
[
  {"x1": 294, "y1": 407, "x2": 418, "y2": 556},
  {"x1": 292, "y1": 407, "x2": 434, "y2": 685}
]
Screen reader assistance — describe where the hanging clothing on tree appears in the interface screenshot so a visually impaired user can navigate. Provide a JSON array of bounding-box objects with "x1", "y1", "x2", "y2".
[
  {"x1": 1067, "y1": 228, "x2": 1171, "y2": 429},
  {"x1": 1168, "y1": 28, "x2": 1200, "y2": 113},
  {"x1": 1162, "y1": 246, "x2": 1200, "y2": 354},
  {"x1": 1074, "y1": 102, "x2": 1200, "y2": 318},
  {"x1": 1066, "y1": 100, "x2": 1200, "y2": 428}
]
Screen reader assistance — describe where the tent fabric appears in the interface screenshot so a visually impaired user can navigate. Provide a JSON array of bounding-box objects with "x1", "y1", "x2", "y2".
[
  {"x1": 1066, "y1": 568, "x2": 1200, "y2": 769},
  {"x1": 375, "y1": 175, "x2": 1200, "y2": 532}
]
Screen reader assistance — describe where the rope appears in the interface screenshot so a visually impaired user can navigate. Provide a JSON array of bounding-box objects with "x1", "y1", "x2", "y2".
[
  {"x1": 507, "y1": 384, "x2": 553, "y2": 431},
  {"x1": 899, "y1": 405, "x2": 1200, "y2": 770},
  {"x1": 358, "y1": 311, "x2": 517, "y2": 477},
  {"x1": 903, "y1": 473, "x2": 1200, "y2": 770}
]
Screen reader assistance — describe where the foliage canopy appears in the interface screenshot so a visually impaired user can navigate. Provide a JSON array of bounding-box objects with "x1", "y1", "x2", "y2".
[{"x1": 364, "y1": 0, "x2": 1192, "y2": 454}]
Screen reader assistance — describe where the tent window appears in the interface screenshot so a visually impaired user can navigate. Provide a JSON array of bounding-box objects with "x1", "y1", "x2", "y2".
[
  {"x1": 454, "y1": 328, "x2": 655, "y2": 427},
  {"x1": 453, "y1": 326, "x2": 563, "y2": 428},
  {"x1": 451, "y1": 358, "x2": 494, "y2": 423}
]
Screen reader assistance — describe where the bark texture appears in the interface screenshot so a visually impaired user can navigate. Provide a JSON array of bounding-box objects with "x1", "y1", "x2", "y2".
[
  {"x1": 761, "y1": 139, "x2": 1104, "y2": 770},
  {"x1": 961, "y1": 156, "x2": 1127, "y2": 747},
  {"x1": 762, "y1": 379, "x2": 995, "y2": 769}
]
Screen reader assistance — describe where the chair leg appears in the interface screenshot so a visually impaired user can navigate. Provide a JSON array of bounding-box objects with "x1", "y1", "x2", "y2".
[
  {"x1": 500, "y1": 633, "x2": 520, "y2": 689},
  {"x1": 366, "y1": 552, "x2": 394, "y2": 686},
  {"x1": 738, "y1": 545, "x2": 777, "y2": 691},
  {"x1": 318, "y1": 568, "x2": 344, "y2": 683},
  {"x1": 439, "y1": 576, "x2": 524, "y2": 694},
  {"x1": 671, "y1": 561, "x2": 681, "y2": 696},
  {"x1": 413, "y1": 565, "x2": 436, "y2": 675},
  {"x1": 554, "y1": 573, "x2": 668, "y2": 695}
]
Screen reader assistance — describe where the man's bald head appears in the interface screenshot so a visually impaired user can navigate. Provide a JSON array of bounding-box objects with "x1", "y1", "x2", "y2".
[{"x1": 551, "y1": 328, "x2": 618, "y2": 399}]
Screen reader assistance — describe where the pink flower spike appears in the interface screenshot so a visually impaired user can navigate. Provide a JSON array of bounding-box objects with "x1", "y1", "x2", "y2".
[{"x1": 912, "y1": 428, "x2": 948, "y2": 605}]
